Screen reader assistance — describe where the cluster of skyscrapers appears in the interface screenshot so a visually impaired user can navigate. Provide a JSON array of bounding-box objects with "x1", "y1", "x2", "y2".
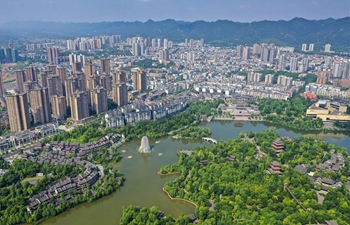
[
  {"x1": 236, "y1": 43, "x2": 310, "y2": 72},
  {"x1": 66, "y1": 35, "x2": 122, "y2": 51},
  {"x1": 302, "y1": 43, "x2": 332, "y2": 53},
  {"x1": 0, "y1": 47, "x2": 19, "y2": 63},
  {"x1": 2, "y1": 58, "x2": 147, "y2": 133}
]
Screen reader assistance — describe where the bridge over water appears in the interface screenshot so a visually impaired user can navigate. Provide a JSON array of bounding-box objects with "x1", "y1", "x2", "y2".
[{"x1": 202, "y1": 137, "x2": 217, "y2": 144}]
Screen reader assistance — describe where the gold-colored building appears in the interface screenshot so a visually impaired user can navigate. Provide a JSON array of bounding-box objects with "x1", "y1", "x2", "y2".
[
  {"x1": 306, "y1": 100, "x2": 350, "y2": 121},
  {"x1": 6, "y1": 93, "x2": 31, "y2": 132}
]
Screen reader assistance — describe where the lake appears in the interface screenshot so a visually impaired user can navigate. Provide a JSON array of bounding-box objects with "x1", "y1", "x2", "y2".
[{"x1": 41, "y1": 121, "x2": 350, "y2": 225}]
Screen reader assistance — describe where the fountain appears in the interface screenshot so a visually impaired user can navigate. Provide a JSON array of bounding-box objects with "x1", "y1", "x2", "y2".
[{"x1": 138, "y1": 136, "x2": 151, "y2": 153}]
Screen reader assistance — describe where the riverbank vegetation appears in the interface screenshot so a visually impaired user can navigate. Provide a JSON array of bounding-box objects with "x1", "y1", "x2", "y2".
[
  {"x1": 48, "y1": 99, "x2": 224, "y2": 143},
  {"x1": 120, "y1": 205, "x2": 193, "y2": 225},
  {"x1": 155, "y1": 129, "x2": 350, "y2": 224},
  {"x1": 172, "y1": 126, "x2": 212, "y2": 139},
  {"x1": 259, "y1": 97, "x2": 323, "y2": 130},
  {"x1": 48, "y1": 123, "x2": 112, "y2": 144},
  {"x1": 0, "y1": 160, "x2": 124, "y2": 225},
  {"x1": 118, "y1": 100, "x2": 223, "y2": 141},
  {"x1": 90, "y1": 146, "x2": 122, "y2": 165},
  {"x1": 334, "y1": 121, "x2": 350, "y2": 131}
]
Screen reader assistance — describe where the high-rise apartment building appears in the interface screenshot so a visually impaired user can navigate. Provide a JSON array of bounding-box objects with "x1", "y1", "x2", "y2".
[
  {"x1": 277, "y1": 75, "x2": 293, "y2": 87},
  {"x1": 67, "y1": 40, "x2": 75, "y2": 50},
  {"x1": 113, "y1": 69, "x2": 126, "y2": 84},
  {"x1": 84, "y1": 60, "x2": 95, "y2": 79},
  {"x1": 131, "y1": 68, "x2": 147, "y2": 92},
  {"x1": 302, "y1": 44, "x2": 307, "y2": 52},
  {"x1": 236, "y1": 45, "x2": 243, "y2": 58},
  {"x1": 260, "y1": 47, "x2": 269, "y2": 62},
  {"x1": 90, "y1": 87, "x2": 108, "y2": 115},
  {"x1": 56, "y1": 67, "x2": 67, "y2": 82},
  {"x1": 278, "y1": 55, "x2": 286, "y2": 71},
  {"x1": 308, "y1": 44, "x2": 314, "y2": 52},
  {"x1": 25, "y1": 66, "x2": 37, "y2": 82},
  {"x1": 290, "y1": 57, "x2": 298, "y2": 72},
  {"x1": 71, "y1": 91, "x2": 89, "y2": 121},
  {"x1": 112, "y1": 82, "x2": 128, "y2": 107},
  {"x1": 6, "y1": 93, "x2": 31, "y2": 132},
  {"x1": 325, "y1": 44, "x2": 331, "y2": 53},
  {"x1": 100, "y1": 73, "x2": 112, "y2": 91},
  {"x1": 15, "y1": 70, "x2": 26, "y2": 93},
  {"x1": 100, "y1": 58, "x2": 110, "y2": 74},
  {"x1": 47, "y1": 47, "x2": 60, "y2": 64},
  {"x1": 46, "y1": 65, "x2": 57, "y2": 74},
  {"x1": 151, "y1": 39, "x2": 156, "y2": 47},
  {"x1": 0, "y1": 69, "x2": 5, "y2": 99},
  {"x1": 247, "y1": 72, "x2": 263, "y2": 83},
  {"x1": 268, "y1": 48, "x2": 275, "y2": 63},
  {"x1": 242, "y1": 47, "x2": 250, "y2": 60},
  {"x1": 47, "y1": 75, "x2": 63, "y2": 99},
  {"x1": 65, "y1": 76, "x2": 79, "y2": 107},
  {"x1": 265, "y1": 74, "x2": 274, "y2": 85},
  {"x1": 73, "y1": 62, "x2": 83, "y2": 74},
  {"x1": 253, "y1": 44, "x2": 260, "y2": 55},
  {"x1": 29, "y1": 87, "x2": 51, "y2": 125},
  {"x1": 51, "y1": 95, "x2": 67, "y2": 119},
  {"x1": 159, "y1": 49, "x2": 169, "y2": 62},
  {"x1": 132, "y1": 43, "x2": 141, "y2": 56}
]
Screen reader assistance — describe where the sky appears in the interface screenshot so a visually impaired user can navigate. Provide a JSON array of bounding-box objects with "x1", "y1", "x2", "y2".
[{"x1": 0, "y1": 0, "x2": 349, "y2": 23}]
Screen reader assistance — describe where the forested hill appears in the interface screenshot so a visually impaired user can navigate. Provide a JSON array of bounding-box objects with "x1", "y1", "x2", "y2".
[{"x1": 0, "y1": 17, "x2": 349, "y2": 49}]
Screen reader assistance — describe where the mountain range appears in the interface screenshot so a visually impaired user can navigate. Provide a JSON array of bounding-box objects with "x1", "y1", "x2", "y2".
[{"x1": 0, "y1": 17, "x2": 349, "y2": 50}]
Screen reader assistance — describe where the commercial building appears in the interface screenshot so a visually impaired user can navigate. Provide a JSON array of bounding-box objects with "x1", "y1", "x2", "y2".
[{"x1": 306, "y1": 100, "x2": 350, "y2": 122}]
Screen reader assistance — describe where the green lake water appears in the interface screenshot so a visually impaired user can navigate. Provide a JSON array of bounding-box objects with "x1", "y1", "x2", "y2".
[{"x1": 41, "y1": 121, "x2": 350, "y2": 225}]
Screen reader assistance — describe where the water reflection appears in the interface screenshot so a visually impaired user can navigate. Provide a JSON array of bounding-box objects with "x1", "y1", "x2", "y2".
[{"x1": 42, "y1": 121, "x2": 350, "y2": 225}]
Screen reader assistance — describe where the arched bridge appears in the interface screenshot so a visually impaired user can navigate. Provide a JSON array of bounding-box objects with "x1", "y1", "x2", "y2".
[{"x1": 202, "y1": 137, "x2": 217, "y2": 144}]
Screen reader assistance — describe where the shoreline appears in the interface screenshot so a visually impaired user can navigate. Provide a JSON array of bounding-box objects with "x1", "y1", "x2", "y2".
[
  {"x1": 212, "y1": 119, "x2": 350, "y2": 133},
  {"x1": 157, "y1": 171, "x2": 181, "y2": 176},
  {"x1": 162, "y1": 187, "x2": 198, "y2": 208}
]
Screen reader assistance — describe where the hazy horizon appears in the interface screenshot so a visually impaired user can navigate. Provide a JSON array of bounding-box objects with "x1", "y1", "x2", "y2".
[
  {"x1": 1, "y1": 16, "x2": 349, "y2": 25},
  {"x1": 0, "y1": 0, "x2": 349, "y2": 24}
]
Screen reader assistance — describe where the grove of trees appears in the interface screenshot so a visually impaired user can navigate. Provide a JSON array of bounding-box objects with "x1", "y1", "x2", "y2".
[
  {"x1": 155, "y1": 130, "x2": 350, "y2": 224},
  {"x1": 259, "y1": 97, "x2": 323, "y2": 130}
]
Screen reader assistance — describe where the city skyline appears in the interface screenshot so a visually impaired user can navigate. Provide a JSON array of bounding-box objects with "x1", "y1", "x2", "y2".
[{"x1": 0, "y1": 0, "x2": 349, "y2": 24}]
